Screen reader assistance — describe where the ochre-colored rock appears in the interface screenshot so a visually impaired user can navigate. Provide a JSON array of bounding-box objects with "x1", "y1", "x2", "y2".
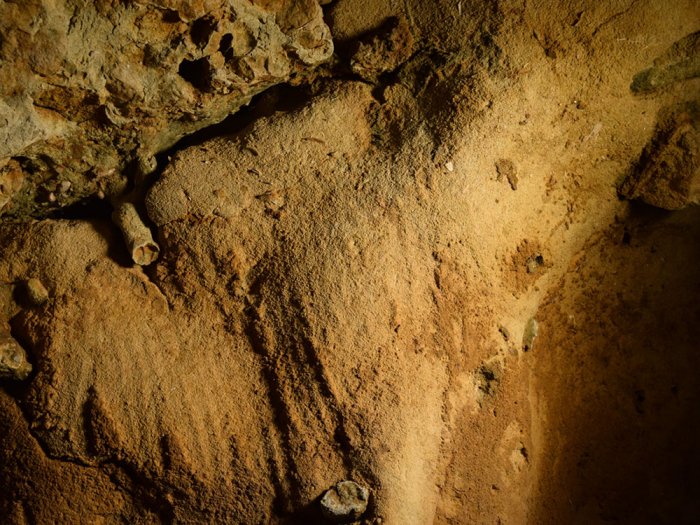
[{"x1": 1, "y1": 0, "x2": 699, "y2": 523}]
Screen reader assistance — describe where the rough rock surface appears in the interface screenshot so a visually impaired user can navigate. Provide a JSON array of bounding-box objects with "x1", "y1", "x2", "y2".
[
  {"x1": 320, "y1": 480, "x2": 370, "y2": 521},
  {"x1": 24, "y1": 278, "x2": 49, "y2": 306},
  {"x1": 0, "y1": 0, "x2": 699, "y2": 524},
  {"x1": 349, "y1": 16, "x2": 414, "y2": 81},
  {"x1": 619, "y1": 103, "x2": 699, "y2": 209},
  {"x1": 0, "y1": 0, "x2": 332, "y2": 217}
]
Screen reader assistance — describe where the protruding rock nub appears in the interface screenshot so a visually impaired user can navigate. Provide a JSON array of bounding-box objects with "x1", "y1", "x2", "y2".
[
  {"x1": 112, "y1": 202, "x2": 160, "y2": 266},
  {"x1": 0, "y1": 333, "x2": 32, "y2": 380},
  {"x1": 25, "y1": 278, "x2": 49, "y2": 306},
  {"x1": 320, "y1": 480, "x2": 370, "y2": 522}
]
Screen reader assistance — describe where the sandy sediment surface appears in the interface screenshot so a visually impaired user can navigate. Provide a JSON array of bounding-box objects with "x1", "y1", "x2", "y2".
[{"x1": 0, "y1": 0, "x2": 699, "y2": 523}]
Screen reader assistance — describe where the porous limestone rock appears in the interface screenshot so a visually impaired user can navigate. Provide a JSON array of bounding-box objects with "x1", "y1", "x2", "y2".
[{"x1": 0, "y1": 0, "x2": 332, "y2": 217}]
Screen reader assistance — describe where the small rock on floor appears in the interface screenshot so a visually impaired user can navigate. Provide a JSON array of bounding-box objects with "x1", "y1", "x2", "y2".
[{"x1": 320, "y1": 480, "x2": 370, "y2": 522}]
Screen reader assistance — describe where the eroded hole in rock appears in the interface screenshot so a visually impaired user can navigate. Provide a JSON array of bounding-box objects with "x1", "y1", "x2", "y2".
[
  {"x1": 190, "y1": 16, "x2": 217, "y2": 49},
  {"x1": 219, "y1": 33, "x2": 234, "y2": 61},
  {"x1": 178, "y1": 57, "x2": 213, "y2": 91},
  {"x1": 162, "y1": 9, "x2": 180, "y2": 23},
  {"x1": 525, "y1": 254, "x2": 544, "y2": 273}
]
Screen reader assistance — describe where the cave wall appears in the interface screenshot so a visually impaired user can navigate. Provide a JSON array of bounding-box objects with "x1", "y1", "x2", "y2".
[{"x1": 0, "y1": 0, "x2": 699, "y2": 523}]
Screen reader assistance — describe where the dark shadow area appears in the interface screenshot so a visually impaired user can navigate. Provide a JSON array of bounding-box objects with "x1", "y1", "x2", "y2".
[
  {"x1": 531, "y1": 205, "x2": 700, "y2": 523},
  {"x1": 48, "y1": 195, "x2": 113, "y2": 221},
  {"x1": 178, "y1": 57, "x2": 214, "y2": 92}
]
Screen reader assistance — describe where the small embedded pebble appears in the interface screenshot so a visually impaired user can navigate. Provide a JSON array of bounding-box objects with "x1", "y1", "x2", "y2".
[
  {"x1": 525, "y1": 254, "x2": 544, "y2": 274},
  {"x1": 522, "y1": 317, "x2": 539, "y2": 352},
  {"x1": 320, "y1": 480, "x2": 370, "y2": 522},
  {"x1": 25, "y1": 278, "x2": 49, "y2": 306},
  {"x1": 495, "y1": 158, "x2": 518, "y2": 190}
]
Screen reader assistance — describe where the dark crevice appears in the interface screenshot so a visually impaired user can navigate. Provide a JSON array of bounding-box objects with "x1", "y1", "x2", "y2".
[
  {"x1": 48, "y1": 195, "x2": 113, "y2": 220},
  {"x1": 162, "y1": 9, "x2": 181, "y2": 24},
  {"x1": 178, "y1": 57, "x2": 214, "y2": 91},
  {"x1": 152, "y1": 82, "x2": 315, "y2": 176},
  {"x1": 219, "y1": 33, "x2": 234, "y2": 61},
  {"x1": 190, "y1": 16, "x2": 217, "y2": 49}
]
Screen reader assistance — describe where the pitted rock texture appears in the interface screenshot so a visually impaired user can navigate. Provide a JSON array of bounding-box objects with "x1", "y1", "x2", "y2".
[
  {"x1": 1, "y1": 0, "x2": 700, "y2": 523},
  {"x1": 0, "y1": 0, "x2": 332, "y2": 217}
]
